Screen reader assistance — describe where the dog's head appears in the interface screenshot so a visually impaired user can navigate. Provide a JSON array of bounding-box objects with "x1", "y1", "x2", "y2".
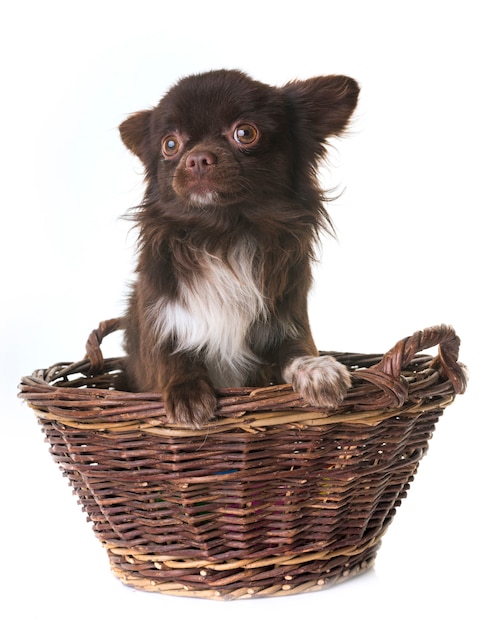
[{"x1": 120, "y1": 69, "x2": 359, "y2": 225}]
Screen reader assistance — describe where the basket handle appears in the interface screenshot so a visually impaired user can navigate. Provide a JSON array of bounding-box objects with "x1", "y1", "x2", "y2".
[
  {"x1": 352, "y1": 324, "x2": 467, "y2": 407},
  {"x1": 85, "y1": 317, "x2": 124, "y2": 374}
]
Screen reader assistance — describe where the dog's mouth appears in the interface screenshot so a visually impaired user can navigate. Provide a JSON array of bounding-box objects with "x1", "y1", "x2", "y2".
[
  {"x1": 176, "y1": 180, "x2": 237, "y2": 208},
  {"x1": 187, "y1": 190, "x2": 220, "y2": 207}
]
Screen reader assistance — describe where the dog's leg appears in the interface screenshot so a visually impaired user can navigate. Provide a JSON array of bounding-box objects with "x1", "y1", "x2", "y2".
[
  {"x1": 125, "y1": 343, "x2": 217, "y2": 427},
  {"x1": 161, "y1": 352, "x2": 218, "y2": 428},
  {"x1": 282, "y1": 352, "x2": 351, "y2": 409},
  {"x1": 277, "y1": 335, "x2": 351, "y2": 410}
]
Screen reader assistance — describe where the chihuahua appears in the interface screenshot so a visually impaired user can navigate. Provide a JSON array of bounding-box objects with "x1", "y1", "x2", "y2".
[{"x1": 119, "y1": 69, "x2": 359, "y2": 427}]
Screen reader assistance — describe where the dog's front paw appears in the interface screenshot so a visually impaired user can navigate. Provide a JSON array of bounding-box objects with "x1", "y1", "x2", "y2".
[
  {"x1": 283, "y1": 355, "x2": 351, "y2": 409},
  {"x1": 165, "y1": 379, "x2": 217, "y2": 428}
]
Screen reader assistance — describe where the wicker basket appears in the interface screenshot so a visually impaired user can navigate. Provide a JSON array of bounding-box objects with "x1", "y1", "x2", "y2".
[{"x1": 19, "y1": 319, "x2": 467, "y2": 600}]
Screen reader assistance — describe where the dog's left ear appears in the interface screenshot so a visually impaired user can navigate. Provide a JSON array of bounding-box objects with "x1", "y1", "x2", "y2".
[
  {"x1": 283, "y1": 75, "x2": 360, "y2": 139},
  {"x1": 119, "y1": 109, "x2": 153, "y2": 165}
]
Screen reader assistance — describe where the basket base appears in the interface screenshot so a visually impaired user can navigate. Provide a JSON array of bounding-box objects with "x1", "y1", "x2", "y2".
[{"x1": 106, "y1": 539, "x2": 381, "y2": 600}]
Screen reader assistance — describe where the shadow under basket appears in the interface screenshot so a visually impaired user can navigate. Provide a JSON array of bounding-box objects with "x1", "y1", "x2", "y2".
[{"x1": 19, "y1": 319, "x2": 467, "y2": 600}]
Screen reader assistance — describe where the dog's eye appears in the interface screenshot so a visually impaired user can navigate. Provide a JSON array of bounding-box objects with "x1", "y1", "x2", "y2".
[
  {"x1": 233, "y1": 123, "x2": 259, "y2": 146},
  {"x1": 161, "y1": 135, "x2": 181, "y2": 158}
]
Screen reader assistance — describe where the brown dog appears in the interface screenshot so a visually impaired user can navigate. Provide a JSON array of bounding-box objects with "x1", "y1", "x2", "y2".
[{"x1": 119, "y1": 69, "x2": 359, "y2": 427}]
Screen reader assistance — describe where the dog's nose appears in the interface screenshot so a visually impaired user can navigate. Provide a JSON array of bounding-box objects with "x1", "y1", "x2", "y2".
[{"x1": 185, "y1": 151, "x2": 217, "y2": 174}]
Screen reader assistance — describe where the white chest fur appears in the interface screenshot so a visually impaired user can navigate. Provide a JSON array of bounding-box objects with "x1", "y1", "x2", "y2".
[{"x1": 149, "y1": 237, "x2": 267, "y2": 387}]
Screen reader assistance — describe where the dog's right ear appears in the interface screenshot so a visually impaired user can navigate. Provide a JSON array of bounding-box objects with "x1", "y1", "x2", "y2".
[{"x1": 119, "y1": 110, "x2": 153, "y2": 164}]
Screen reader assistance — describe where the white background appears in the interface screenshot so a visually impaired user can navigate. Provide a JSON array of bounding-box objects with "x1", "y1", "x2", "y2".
[{"x1": 2, "y1": 1, "x2": 483, "y2": 624}]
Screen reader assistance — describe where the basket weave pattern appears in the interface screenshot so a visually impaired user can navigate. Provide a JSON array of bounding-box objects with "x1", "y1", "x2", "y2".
[{"x1": 19, "y1": 319, "x2": 467, "y2": 599}]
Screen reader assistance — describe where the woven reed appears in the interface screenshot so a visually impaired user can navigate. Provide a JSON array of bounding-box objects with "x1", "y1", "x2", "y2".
[{"x1": 19, "y1": 319, "x2": 467, "y2": 599}]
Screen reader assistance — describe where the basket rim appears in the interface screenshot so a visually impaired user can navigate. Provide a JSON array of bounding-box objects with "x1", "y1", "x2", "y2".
[{"x1": 18, "y1": 319, "x2": 466, "y2": 435}]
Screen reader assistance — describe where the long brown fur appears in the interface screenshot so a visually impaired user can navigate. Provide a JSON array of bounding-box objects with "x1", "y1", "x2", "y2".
[{"x1": 119, "y1": 69, "x2": 359, "y2": 427}]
